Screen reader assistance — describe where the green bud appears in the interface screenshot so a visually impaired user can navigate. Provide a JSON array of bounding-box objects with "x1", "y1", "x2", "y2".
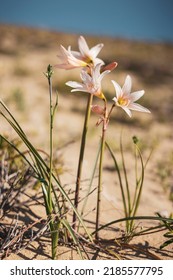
[
  {"x1": 44, "y1": 64, "x2": 54, "y2": 79},
  {"x1": 132, "y1": 135, "x2": 139, "y2": 144}
]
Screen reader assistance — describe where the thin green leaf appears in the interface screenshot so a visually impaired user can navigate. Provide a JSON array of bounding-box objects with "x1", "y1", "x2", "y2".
[
  {"x1": 160, "y1": 238, "x2": 173, "y2": 249},
  {"x1": 61, "y1": 219, "x2": 84, "y2": 259},
  {"x1": 80, "y1": 139, "x2": 101, "y2": 220},
  {"x1": 131, "y1": 144, "x2": 144, "y2": 218},
  {"x1": 120, "y1": 134, "x2": 131, "y2": 216},
  {"x1": 92, "y1": 215, "x2": 173, "y2": 236},
  {"x1": 106, "y1": 141, "x2": 128, "y2": 218}
]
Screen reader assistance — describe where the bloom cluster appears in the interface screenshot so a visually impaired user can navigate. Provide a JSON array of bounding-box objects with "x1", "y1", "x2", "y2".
[{"x1": 55, "y1": 36, "x2": 150, "y2": 122}]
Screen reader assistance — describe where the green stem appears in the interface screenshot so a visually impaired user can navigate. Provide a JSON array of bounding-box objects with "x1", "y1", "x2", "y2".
[
  {"x1": 120, "y1": 135, "x2": 131, "y2": 232},
  {"x1": 80, "y1": 139, "x2": 101, "y2": 221},
  {"x1": 131, "y1": 145, "x2": 144, "y2": 218},
  {"x1": 48, "y1": 75, "x2": 53, "y2": 212},
  {"x1": 95, "y1": 118, "x2": 106, "y2": 240},
  {"x1": 73, "y1": 93, "x2": 93, "y2": 229},
  {"x1": 45, "y1": 65, "x2": 59, "y2": 259},
  {"x1": 131, "y1": 144, "x2": 139, "y2": 214}
]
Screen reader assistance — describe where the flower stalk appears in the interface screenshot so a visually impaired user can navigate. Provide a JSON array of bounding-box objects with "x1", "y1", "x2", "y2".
[
  {"x1": 45, "y1": 64, "x2": 59, "y2": 259},
  {"x1": 95, "y1": 125, "x2": 106, "y2": 240},
  {"x1": 95, "y1": 99, "x2": 107, "y2": 240},
  {"x1": 73, "y1": 93, "x2": 93, "y2": 229},
  {"x1": 47, "y1": 65, "x2": 54, "y2": 211}
]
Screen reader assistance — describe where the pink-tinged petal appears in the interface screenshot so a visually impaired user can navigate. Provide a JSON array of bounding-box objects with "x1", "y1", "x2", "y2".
[
  {"x1": 78, "y1": 36, "x2": 90, "y2": 57},
  {"x1": 57, "y1": 45, "x2": 87, "y2": 68},
  {"x1": 94, "y1": 57, "x2": 105, "y2": 66},
  {"x1": 70, "y1": 50, "x2": 83, "y2": 60},
  {"x1": 122, "y1": 107, "x2": 132, "y2": 117},
  {"x1": 66, "y1": 81, "x2": 84, "y2": 89},
  {"x1": 111, "y1": 80, "x2": 122, "y2": 99},
  {"x1": 60, "y1": 45, "x2": 69, "y2": 55},
  {"x1": 54, "y1": 64, "x2": 75, "y2": 70},
  {"x1": 59, "y1": 45, "x2": 72, "y2": 60},
  {"x1": 80, "y1": 70, "x2": 92, "y2": 84},
  {"x1": 130, "y1": 90, "x2": 145, "y2": 102},
  {"x1": 90, "y1": 43, "x2": 104, "y2": 58},
  {"x1": 94, "y1": 63, "x2": 102, "y2": 75},
  {"x1": 122, "y1": 75, "x2": 132, "y2": 95},
  {"x1": 128, "y1": 103, "x2": 150, "y2": 113},
  {"x1": 92, "y1": 64, "x2": 102, "y2": 82},
  {"x1": 67, "y1": 55, "x2": 87, "y2": 67},
  {"x1": 99, "y1": 70, "x2": 110, "y2": 82}
]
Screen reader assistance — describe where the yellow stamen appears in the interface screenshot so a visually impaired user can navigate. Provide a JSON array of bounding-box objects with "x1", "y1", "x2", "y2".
[
  {"x1": 118, "y1": 97, "x2": 129, "y2": 106},
  {"x1": 85, "y1": 56, "x2": 93, "y2": 66}
]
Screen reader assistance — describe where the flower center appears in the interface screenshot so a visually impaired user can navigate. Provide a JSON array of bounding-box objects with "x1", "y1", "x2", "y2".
[
  {"x1": 85, "y1": 56, "x2": 93, "y2": 66},
  {"x1": 87, "y1": 82, "x2": 94, "y2": 91},
  {"x1": 118, "y1": 97, "x2": 129, "y2": 106}
]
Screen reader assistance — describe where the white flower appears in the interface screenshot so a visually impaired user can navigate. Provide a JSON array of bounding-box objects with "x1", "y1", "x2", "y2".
[
  {"x1": 66, "y1": 64, "x2": 109, "y2": 99},
  {"x1": 55, "y1": 36, "x2": 104, "y2": 69},
  {"x1": 112, "y1": 75, "x2": 150, "y2": 117}
]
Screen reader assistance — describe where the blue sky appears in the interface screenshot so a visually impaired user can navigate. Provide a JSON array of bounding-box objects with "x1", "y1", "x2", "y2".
[{"x1": 0, "y1": 0, "x2": 173, "y2": 42}]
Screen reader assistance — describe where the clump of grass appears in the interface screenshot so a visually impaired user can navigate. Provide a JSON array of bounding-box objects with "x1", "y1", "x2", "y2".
[
  {"x1": 0, "y1": 65, "x2": 92, "y2": 260},
  {"x1": 105, "y1": 135, "x2": 153, "y2": 238}
]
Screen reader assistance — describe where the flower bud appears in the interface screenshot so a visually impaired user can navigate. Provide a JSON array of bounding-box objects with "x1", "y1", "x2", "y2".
[
  {"x1": 91, "y1": 105, "x2": 105, "y2": 116},
  {"x1": 101, "y1": 61, "x2": 118, "y2": 72}
]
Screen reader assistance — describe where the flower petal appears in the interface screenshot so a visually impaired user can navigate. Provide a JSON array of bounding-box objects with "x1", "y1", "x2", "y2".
[
  {"x1": 71, "y1": 88, "x2": 89, "y2": 93},
  {"x1": 122, "y1": 75, "x2": 132, "y2": 94},
  {"x1": 78, "y1": 36, "x2": 90, "y2": 57},
  {"x1": 80, "y1": 69, "x2": 92, "y2": 84},
  {"x1": 66, "y1": 81, "x2": 84, "y2": 89},
  {"x1": 111, "y1": 80, "x2": 122, "y2": 99},
  {"x1": 90, "y1": 43, "x2": 104, "y2": 58},
  {"x1": 112, "y1": 97, "x2": 117, "y2": 103},
  {"x1": 57, "y1": 45, "x2": 87, "y2": 68},
  {"x1": 122, "y1": 107, "x2": 132, "y2": 117},
  {"x1": 128, "y1": 103, "x2": 150, "y2": 113},
  {"x1": 99, "y1": 70, "x2": 110, "y2": 82},
  {"x1": 94, "y1": 57, "x2": 105, "y2": 66},
  {"x1": 130, "y1": 90, "x2": 145, "y2": 102},
  {"x1": 54, "y1": 63, "x2": 75, "y2": 70},
  {"x1": 59, "y1": 45, "x2": 70, "y2": 56},
  {"x1": 92, "y1": 64, "x2": 102, "y2": 84},
  {"x1": 70, "y1": 50, "x2": 83, "y2": 60}
]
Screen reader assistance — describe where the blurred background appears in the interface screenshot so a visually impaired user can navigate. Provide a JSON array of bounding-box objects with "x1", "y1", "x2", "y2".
[{"x1": 0, "y1": 0, "x2": 173, "y2": 42}]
